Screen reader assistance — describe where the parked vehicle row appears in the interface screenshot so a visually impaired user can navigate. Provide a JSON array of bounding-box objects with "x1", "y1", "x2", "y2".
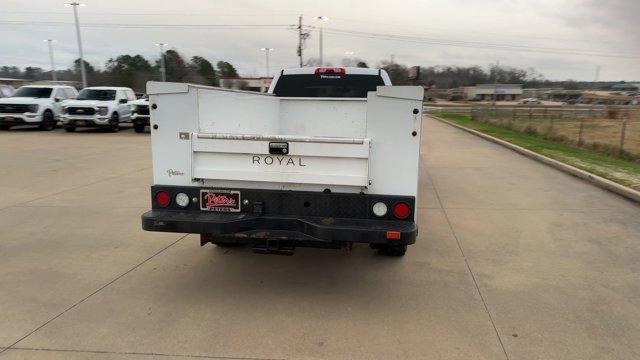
[{"x1": 0, "y1": 84, "x2": 149, "y2": 132}]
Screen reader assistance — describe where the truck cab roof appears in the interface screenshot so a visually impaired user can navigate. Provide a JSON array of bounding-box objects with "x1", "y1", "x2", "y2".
[
  {"x1": 269, "y1": 67, "x2": 392, "y2": 98},
  {"x1": 280, "y1": 67, "x2": 386, "y2": 76}
]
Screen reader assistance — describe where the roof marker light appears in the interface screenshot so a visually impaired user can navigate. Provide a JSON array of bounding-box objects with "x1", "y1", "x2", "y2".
[{"x1": 315, "y1": 67, "x2": 346, "y2": 75}]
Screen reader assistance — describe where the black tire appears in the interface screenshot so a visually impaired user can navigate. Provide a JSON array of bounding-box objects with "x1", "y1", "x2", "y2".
[
  {"x1": 378, "y1": 244, "x2": 407, "y2": 257},
  {"x1": 38, "y1": 110, "x2": 55, "y2": 131},
  {"x1": 133, "y1": 123, "x2": 146, "y2": 133},
  {"x1": 109, "y1": 112, "x2": 120, "y2": 132},
  {"x1": 64, "y1": 125, "x2": 76, "y2": 132},
  {"x1": 0, "y1": 124, "x2": 10, "y2": 130}
]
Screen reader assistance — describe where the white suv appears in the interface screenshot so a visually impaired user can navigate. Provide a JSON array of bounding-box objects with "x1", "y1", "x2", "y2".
[
  {"x1": 60, "y1": 86, "x2": 136, "y2": 132},
  {"x1": 0, "y1": 85, "x2": 78, "y2": 131}
]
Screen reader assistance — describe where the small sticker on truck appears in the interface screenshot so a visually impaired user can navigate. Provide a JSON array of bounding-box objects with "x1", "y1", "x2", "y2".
[{"x1": 252, "y1": 155, "x2": 307, "y2": 167}]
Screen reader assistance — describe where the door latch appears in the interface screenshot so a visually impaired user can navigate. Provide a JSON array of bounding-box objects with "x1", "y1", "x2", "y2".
[{"x1": 269, "y1": 142, "x2": 289, "y2": 154}]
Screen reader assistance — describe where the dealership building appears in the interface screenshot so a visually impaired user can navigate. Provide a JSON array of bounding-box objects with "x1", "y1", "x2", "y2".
[
  {"x1": 219, "y1": 77, "x2": 273, "y2": 93},
  {"x1": 463, "y1": 84, "x2": 523, "y2": 101}
]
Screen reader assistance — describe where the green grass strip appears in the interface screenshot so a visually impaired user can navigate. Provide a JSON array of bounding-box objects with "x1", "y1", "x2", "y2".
[{"x1": 438, "y1": 113, "x2": 640, "y2": 190}]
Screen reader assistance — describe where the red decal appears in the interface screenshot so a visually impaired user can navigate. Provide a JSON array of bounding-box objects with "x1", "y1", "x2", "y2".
[{"x1": 204, "y1": 193, "x2": 236, "y2": 209}]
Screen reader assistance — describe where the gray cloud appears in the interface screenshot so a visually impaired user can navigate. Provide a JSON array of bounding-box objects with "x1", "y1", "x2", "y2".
[{"x1": 0, "y1": 0, "x2": 638, "y2": 81}]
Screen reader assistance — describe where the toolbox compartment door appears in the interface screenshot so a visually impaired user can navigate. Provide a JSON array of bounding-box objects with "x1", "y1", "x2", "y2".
[{"x1": 191, "y1": 134, "x2": 370, "y2": 187}]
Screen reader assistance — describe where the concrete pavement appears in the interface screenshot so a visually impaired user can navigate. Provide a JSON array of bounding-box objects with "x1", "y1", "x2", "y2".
[{"x1": 0, "y1": 119, "x2": 638, "y2": 359}]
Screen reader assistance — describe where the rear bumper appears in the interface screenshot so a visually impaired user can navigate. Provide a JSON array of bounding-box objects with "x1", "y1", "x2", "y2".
[
  {"x1": 131, "y1": 114, "x2": 150, "y2": 124},
  {"x1": 142, "y1": 209, "x2": 417, "y2": 246}
]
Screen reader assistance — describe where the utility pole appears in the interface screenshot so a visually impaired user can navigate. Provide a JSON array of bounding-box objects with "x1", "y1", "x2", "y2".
[
  {"x1": 592, "y1": 65, "x2": 601, "y2": 90},
  {"x1": 297, "y1": 16, "x2": 303, "y2": 67},
  {"x1": 492, "y1": 60, "x2": 500, "y2": 106},
  {"x1": 44, "y1": 39, "x2": 57, "y2": 81},
  {"x1": 297, "y1": 16, "x2": 310, "y2": 67},
  {"x1": 65, "y1": 2, "x2": 87, "y2": 88},
  {"x1": 155, "y1": 43, "x2": 168, "y2": 81},
  {"x1": 260, "y1": 47, "x2": 273, "y2": 77},
  {"x1": 313, "y1": 16, "x2": 329, "y2": 66}
]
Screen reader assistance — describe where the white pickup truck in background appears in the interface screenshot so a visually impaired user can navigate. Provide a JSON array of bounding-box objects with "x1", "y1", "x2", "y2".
[
  {"x1": 60, "y1": 86, "x2": 136, "y2": 132},
  {"x1": 141, "y1": 67, "x2": 423, "y2": 256},
  {"x1": 0, "y1": 85, "x2": 78, "y2": 131}
]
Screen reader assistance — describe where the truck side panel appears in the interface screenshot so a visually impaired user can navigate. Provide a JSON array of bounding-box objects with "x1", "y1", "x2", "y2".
[{"x1": 366, "y1": 86, "x2": 423, "y2": 211}]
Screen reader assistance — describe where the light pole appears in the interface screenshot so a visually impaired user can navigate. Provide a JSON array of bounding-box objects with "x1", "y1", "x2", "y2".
[
  {"x1": 44, "y1": 39, "x2": 57, "y2": 81},
  {"x1": 260, "y1": 47, "x2": 273, "y2": 77},
  {"x1": 313, "y1": 16, "x2": 329, "y2": 66},
  {"x1": 65, "y1": 2, "x2": 87, "y2": 88},
  {"x1": 155, "y1": 43, "x2": 168, "y2": 82},
  {"x1": 345, "y1": 51, "x2": 355, "y2": 66}
]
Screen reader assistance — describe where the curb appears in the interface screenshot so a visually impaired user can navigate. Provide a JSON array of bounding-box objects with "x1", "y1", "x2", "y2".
[{"x1": 430, "y1": 115, "x2": 640, "y2": 204}]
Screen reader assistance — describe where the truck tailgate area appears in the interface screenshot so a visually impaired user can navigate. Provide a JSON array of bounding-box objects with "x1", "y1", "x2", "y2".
[{"x1": 147, "y1": 82, "x2": 423, "y2": 198}]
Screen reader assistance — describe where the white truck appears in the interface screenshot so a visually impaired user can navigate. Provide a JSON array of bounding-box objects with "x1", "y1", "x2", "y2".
[
  {"x1": 129, "y1": 96, "x2": 150, "y2": 133},
  {"x1": 60, "y1": 86, "x2": 136, "y2": 132},
  {"x1": 141, "y1": 67, "x2": 423, "y2": 256},
  {"x1": 0, "y1": 85, "x2": 78, "y2": 130}
]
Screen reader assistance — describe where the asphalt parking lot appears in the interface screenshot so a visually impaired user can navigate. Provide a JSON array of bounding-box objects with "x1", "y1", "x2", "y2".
[{"x1": 1, "y1": 118, "x2": 639, "y2": 360}]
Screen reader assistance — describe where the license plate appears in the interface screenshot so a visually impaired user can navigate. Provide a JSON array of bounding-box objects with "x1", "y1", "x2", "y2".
[
  {"x1": 76, "y1": 120, "x2": 86, "y2": 126},
  {"x1": 200, "y1": 190, "x2": 241, "y2": 212}
]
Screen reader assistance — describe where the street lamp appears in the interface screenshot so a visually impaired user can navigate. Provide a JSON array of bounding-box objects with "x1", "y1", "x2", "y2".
[
  {"x1": 44, "y1": 39, "x2": 57, "y2": 81},
  {"x1": 313, "y1": 16, "x2": 329, "y2": 66},
  {"x1": 345, "y1": 51, "x2": 355, "y2": 66},
  {"x1": 64, "y1": 2, "x2": 87, "y2": 88},
  {"x1": 260, "y1": 47, "x2": 273, "y2": 77},
  {"x1": 155, "y1": 43, "x2": 168, "y2": 82}
]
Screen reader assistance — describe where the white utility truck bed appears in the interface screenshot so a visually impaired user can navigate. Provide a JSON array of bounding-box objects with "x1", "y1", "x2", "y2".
[{"x1": 142, "y1": 67, "x2": 423, "y2": 256}]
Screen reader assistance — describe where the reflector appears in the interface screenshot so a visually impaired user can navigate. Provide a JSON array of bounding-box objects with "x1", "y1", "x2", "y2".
[{"x1": 386, "y1": 231, "x2": 401, "y2": 240}]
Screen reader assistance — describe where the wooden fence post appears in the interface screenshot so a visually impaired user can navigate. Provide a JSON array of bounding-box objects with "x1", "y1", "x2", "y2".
[
  {"x1": 619, "y1": 117, "x2": 628, "y2": 156},
  {"x1": 578, "y1": 118, "x2": 585, "y2": 145}
]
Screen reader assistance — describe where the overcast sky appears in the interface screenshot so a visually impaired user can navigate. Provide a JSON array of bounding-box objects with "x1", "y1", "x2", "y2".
[{"x1": 1, "y1": 0, "x2": 639, "y2": 81}]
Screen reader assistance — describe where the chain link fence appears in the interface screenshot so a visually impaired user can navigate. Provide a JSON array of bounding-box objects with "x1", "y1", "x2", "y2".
[{"x1": 464, "y1": 105, "x2": 640, "y2": 160}]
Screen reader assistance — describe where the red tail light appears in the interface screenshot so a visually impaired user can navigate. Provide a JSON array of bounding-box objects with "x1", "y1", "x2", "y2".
[
  {"x1": 155, "y1": 191, "x2": 171, "y2": 207},
  {"x1": 315, "y1": 67, "x2": 346, "y2": 75},
  {"x1": 393, "y1": 202, "x2": 411, "y2": 219}
]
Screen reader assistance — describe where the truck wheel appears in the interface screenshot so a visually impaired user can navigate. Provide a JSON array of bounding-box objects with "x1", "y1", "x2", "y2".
[
  {"x1": 64, "y1": 125, "x2": 76, "y2": 132},
  {"x1": 133, "y1": 123, "x2": 145, "y2": 133},
  {"x1": 378, "y1": 244, "x2": 407, "y2": 257},
  {"x1": 109, "y1": 113, "x2": 120, "y2": 132},
  {"x1": 38, "y1": 110, "x2": 56, "y2": 131}
]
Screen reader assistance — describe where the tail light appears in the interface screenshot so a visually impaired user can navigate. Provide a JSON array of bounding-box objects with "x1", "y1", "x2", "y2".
[
  {"x1": 315, "y1": 67, "x2": 346, "y2": 75},
  {"x1": 155, "y1": 191, "x2": 171, "y2": 207},
  {"x1": 393, "y1": 202, "x2": 411, "y2": 219}
]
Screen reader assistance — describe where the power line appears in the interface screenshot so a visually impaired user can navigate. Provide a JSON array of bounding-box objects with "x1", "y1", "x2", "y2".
[
  {"x1": 313, "y1": 26, "x2": 640, "y2": 59},
  {"x1": 0, "y1": 20, "x2": 295, "y2": 29}
]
